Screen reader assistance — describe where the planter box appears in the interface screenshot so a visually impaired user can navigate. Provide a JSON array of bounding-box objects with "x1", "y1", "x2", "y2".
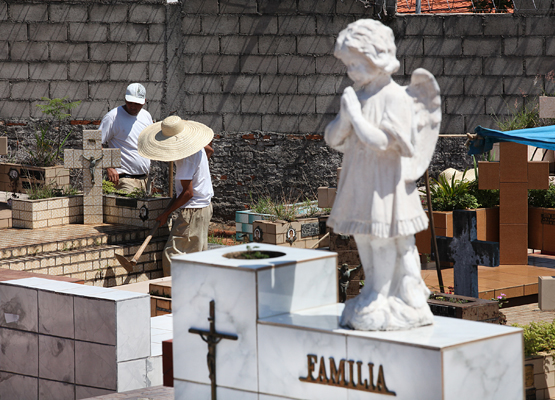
[
  {"x1": 150, "y1": 281, "x2": 172, "y2": 317},
  {"x1": 529, "y1": 207, "x2": 555, "y2": 254},
  {"x1": 525, "y1": 353, "x2": 555, "y2": 399},
  {"x1": 103, "y1": 195, "x2": 172, "y2": 233},
  {"x1": 0, "y1": 163, "x2": 70, "y2": 193},
  {"x1": 427, "y1": 292, "x2": 502, "y2": 323},
  {"x1": 415, "y1": 207, "x2": 499, "y2": 255},
  {"x1": 11, "y1": 195, "x2": 83, "y2": 229},
  {"x1": 253, "y1": 216, "x2": 329, "y2": 249}
]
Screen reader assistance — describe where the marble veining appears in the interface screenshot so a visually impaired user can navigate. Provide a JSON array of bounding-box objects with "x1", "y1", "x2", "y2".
[
  {"x1": 0, "y1": 328, "x2": 38, "y2": 376},
  {"x1": 38, "y1": 335, "x2": 75, "y2": 383},
  {"x1": 74, "y1": 297, "x2": 116, "y2": 345},
  {"x1": 74, "y1": 340, "x2": 117, "y2": 390},
  {"x1": 117, "y1": 358, "x2": 147, "y2": 392},
  {"x1": 0, "y1": 284, "x2": 38, "y2": 332},
  {"x1": 174, "y1": 379, "x2": 259, "y2": 400},
  {"x1": 116, "y1": 297, "x2": 151, "y2": 361},
  {"x1": 38, "y1": 290, "x2": 74, "y2": 338}
]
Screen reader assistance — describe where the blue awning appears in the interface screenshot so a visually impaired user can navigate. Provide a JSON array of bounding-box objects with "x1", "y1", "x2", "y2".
[{"x1": 467, "y1": 125, "x2": 555, "y2": 155}]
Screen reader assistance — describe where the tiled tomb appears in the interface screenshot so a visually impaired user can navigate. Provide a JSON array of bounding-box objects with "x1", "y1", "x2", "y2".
[
  {"x1": 172, "y1": 243, "x2": 524, "y2": 400},
  {"x1": 0, "y1": 277, "x2": 160, "y2": 399}
]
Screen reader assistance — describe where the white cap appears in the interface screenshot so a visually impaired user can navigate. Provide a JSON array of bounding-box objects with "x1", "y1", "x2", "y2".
[{"x1": 125, "y1": 83, "x2": 146, "y2": 105}]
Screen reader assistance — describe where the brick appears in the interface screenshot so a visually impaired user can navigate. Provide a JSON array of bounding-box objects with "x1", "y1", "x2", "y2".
[
  {"x1": 0, "y1": 81, "x2": 8, "y2": 99},
  {"x1": 440, "y1": 114, "x2": 465, "y2": 134},
  {"x1": 316, "y1": 15, "x2": 355, "y2": 35},
  {"x1": 396, "y1": 37, "x2": 424, "y2": 56},
  {"x1": 109, "y1": 23, "x2": 148, "y2": 42},
  {"x1": 183, "y1": 0, "x2": 218, "y2": 14},
  {"x1": 484, "y1": 57, "x2": 524, "y2": 76},
  {"x1": 183, "y1": 75, "x2": 221, "y2": 93},
  {"x1": 464, "y1": 114, "x2": 498, "y2": 131},
  {"x1": 486, "y1": 96, "x2": 524, "y2": 116},
  {"x1": 259, "y1": 0, "x2": 297, "y2": 14},
  {"x1": 90, "y1": 43, "x2": 128, "y2": 62},
  {"x1": 279, "y1": 95, "x2": 316, "y2": 114},
  {"x1": 149, "y1": 62, "x2": 165, "y2": 81},
  {"x1": 129, "y1": 4, "x2": 166, "y2": 23},
  {"x1": 443, "y1": 15, "x2": 483, "y2": 36},
  {"x1": 70, "y1": 23, "x2": 108, "y2": 42},
  {"x1": 279, "y1": 16, "x2": 316, "y2": 35},
  {"x1": 0, "y1": 1, "x2": 6, "y2": 20},
  {"x1": 204, "y1": 94, "x2": 241, "y2": 113},
  {"x1": 424, "y1": 38, "x2": 462, "y2": 56},
  {"x1": 220, "y1": 36, "x2": 258, "y2": 55},
  {"x1": 241, "y1": 94, "x2": 278, "y2": 113},
  {"x1": 297, "y1": 36, "x2": 335, "y2": 55},
  {"x1": 316, "y1": 94, "x2": 340, "y2": 114},
  {"x1": 262, "y1": 114, "x2": 299, "y2": 133},
  {"x1": 181, "y1": 16, "x2": 201, "y2": 34},
  {"x1": 149, "y1": 24, "x2": 165, "y2": 43},
  {"x1": 0, "y1": 101, "x2": 30, "y2": 119},
  {"x1": 504, "y1": 37, "x2": 543, "y2": 57},
  {"x1": 187, "y1": 113, "x2": 222, "y2": 131},
  {"x1": 90, "y1": 5, "x2": 127, "y2": 23},
  {"x1": 526, "y1": 57, "x2": 555, "y2": 76},
  {"x1": 183, "y1": 35, "x2": 219, "y2": 54},
  {"x1": 260, "y1": 75, "x2": 297, "y2": 94},
  {"x1": 298, "y1": 0, "x2": 336, "y2": 14},
  {"x1": 201, "y1": 16, "x2": 239, "y2": 35},
  {"x1": 69, "y1": 63, "x2": 109, "y2": 81},
  {"x1": 110, "y1": 62, "x2": 148, "y2": 81},
  {"x1": 405, "y1": 17, "x2": 443, "y2": 36},
  {"x1": 546, "y1": 38, "x2": 555, "y2": 58},
  {"x1": 89, "y1": 82, "x2": 128, "y2": 100},
  {"x1": 463, "y1": 37, "x2": 502, "y2": 56},
  {"x1": 315, "y1": 55, "x2": 346, "y2": 74},
  {"x1": 182, "y1": 94, "x2": 204, "y2": 113},
  {"x1": 445, "y1": 96, "x2": 485, "y2": 114},
  {"x1": 9, "y1": 4, "x2": 47, "y2": 22},
  {"x1": 11, "y1": 42, "x2": 48, "y2": 61},
  {"x1": 223, "y1": 114, "x2": 262, "y2": 131},
  {"x1": 222, "y1": 75, "x2": 259, "y2": 94},
  {"x1": 49, "y1": 4, "x2": 87, "y2": 22},
  {"x1": 278, "y1": 55, "x2": 315, "y2": 75},
  {"x1": 484, "y1": 15, "x2": 521, "y2": 36},
  {"x1": 239, "y1": 15, "x2": 278, "y2": 35},
  {"x1": 241, "y1": 55, "x2": 278, "y2": 74},
  {"x1": 50, "y1": 81, "x2": 88, "y2": 99},
  {"x1": 504, "y1": 76, "x2": 543, "y2": 95},
  {"x1": 0, "y1": 23, "x2": 27, "y2": 41},
  {"x1": 444, "y1": 58, "x2": 482, "y2": 76},
  {"x1": 143, "y1": 82, "x2": 163, "y2": 101},
  {"x1": 50, "y1": 43, "x2": 88, "y2": 62},
  {"x1": 29, "y1": 63, "x2": 67, "y2": 80},
  {"x1": 259, "y1": 36, "x2": 296, "y2": 55},
  {"x1": 129, "y1": 44, "x2": 164, "y2": 62},
  {"x1": 299, "y1": 113, "x2": 331, "y2": 133},
  {"x1": 183, "y1": 56, "x2": 203, "y2": 74},
  {"x1": 29, "y1": 24, "x2": 67, "y2": 41},
  {"x1": 404, "y1": 56, "x2": 443, "y2": 76},
  {"x1": 220, "y1": 0, "x2": 257, "y2": 14},
  {"x1": 11, "y1": 82, "x2": 49, "y2": 100},
  {"x1": 298, "y1": 75, "x2": 338, "y2": 95},
  {"x1": 526, "y1": 16, "x2": 555, "y2": 35},
  {"x1": 436, "y1": 76, "x2": 464, "y2": 95},
  {"x1": 464, "y1": 76, "x2": 503, "y2": 96},
  {"x1": 203, "y1": 54, "x2": 240, "y2": 73}
]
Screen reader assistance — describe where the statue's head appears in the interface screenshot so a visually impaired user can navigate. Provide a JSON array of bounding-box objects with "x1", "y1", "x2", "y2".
[{"x1": 335, "y1": 19, "x2": 400, "y2": 76}]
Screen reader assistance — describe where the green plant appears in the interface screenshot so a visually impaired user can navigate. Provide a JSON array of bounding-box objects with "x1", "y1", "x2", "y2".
[
  {"x1": 248, "y1": 192, "x2": 327, "y2": 222},
  {"x1": 491, "y1": 293, "x2": 508, "y2": 308},
  {"x1": 529, "y1": 183, "x2": 555, "y2": 208},
  {"x1": 26, "y1": 181, "x2": 79, "y2": 200},
  {"x1": 495, "y1": 101, "x2": 540, "y2": 132},
  {"x1": 513, "y1": 320, "x2": 555, "y2": 356},
  {"x1": 242, "y1": 245, "x2": 270, "y2": 259},
  {"x1": 423, "y1": 170, "x2": 479, "y2": 211}
]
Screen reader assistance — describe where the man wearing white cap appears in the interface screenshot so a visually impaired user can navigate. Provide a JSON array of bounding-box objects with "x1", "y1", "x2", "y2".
[
  {"x1": 138, "y1": 115, "x2": 214, "y2": 276},
  {"x1": 100, "y1": 82, "x2": 153, "y2": 193}
]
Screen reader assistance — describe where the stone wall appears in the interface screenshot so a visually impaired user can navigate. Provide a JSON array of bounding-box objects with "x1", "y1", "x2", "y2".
[{"x1": 1, "y1": 0, "x2": 555, "y2": 219}]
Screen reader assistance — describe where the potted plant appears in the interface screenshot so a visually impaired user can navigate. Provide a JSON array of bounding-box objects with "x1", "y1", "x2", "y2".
[{"x1": 0, "y1": 97, "x2": 80, "y2": 194}]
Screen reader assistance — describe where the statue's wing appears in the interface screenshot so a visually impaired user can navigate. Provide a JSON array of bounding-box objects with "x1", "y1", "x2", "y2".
[{"x1": 403, "y1": 68, "x2": 441, "y2": 182}]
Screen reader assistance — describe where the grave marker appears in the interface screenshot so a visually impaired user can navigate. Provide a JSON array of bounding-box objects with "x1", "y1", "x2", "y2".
[
  {"x1": 64, "y1": 130, "x2": 121, "y2": 224},
  {"x1": 436, "y1": 210, "x2": 500, "y2": 298},
  {"x1": 479, "y1": 142, "x2": 548, "y2": 264}
]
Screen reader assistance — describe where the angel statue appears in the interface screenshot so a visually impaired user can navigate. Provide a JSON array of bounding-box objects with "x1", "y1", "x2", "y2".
[{"x1": 325, "y1": 19, "x2": 441, "y2": 331}]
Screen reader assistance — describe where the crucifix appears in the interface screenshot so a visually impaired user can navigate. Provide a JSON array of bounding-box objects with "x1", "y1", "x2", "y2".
[
  {"x1": 64, "y1": 130, "x2": 121, "y2": 224},
  {"x1": 189, "y1": 300, "x2": 238, "y2": 400},
  {"x1": 436, "y1": 210, "x2": 499, "y2": 298},
  {"x1": 479, "y1": 142, "x2": 549, "y2": 264}
]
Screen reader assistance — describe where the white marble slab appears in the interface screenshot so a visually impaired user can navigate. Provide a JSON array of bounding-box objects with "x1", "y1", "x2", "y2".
[
  {"x1": 147, "y1": 355, "x2": 163, "y2": 387},
  {"x1": 172, "y1": 263, "x2": 258, "y2": 392},
  {"x1": 0, "y1": 372, "x2": 37, "y2": 399},
  {"x1": 117, "y1": 296, "x2": 151, "y2": 362},
  {"x1": 117, "y1": 358, "x2": 147, "y2": 392}
]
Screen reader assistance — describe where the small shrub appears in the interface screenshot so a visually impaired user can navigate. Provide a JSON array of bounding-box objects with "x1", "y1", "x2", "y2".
[
  {"x1": 424, "y1": 171, "x2": 480, "y2": 212},
  {"x1": 513, "y1": 320, "x2": 555, "y2": 356},
  {"x1": 529, "y1": 183, "x2": 555, "y2": 208},
  {"x1": 27, "y1": 182, "x2": 79, "y2": 200}
]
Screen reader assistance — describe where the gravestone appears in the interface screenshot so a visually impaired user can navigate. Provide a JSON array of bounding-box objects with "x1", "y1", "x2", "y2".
[
  {"x1": 436, "y1": 210, "x2": 500, "y2": 298},
  {"x1": 479, "y1": 142, "x2": 549, "y2": 264},
  {"x1": 64, "y1": 130, "x2": 121, "y2": 224}
]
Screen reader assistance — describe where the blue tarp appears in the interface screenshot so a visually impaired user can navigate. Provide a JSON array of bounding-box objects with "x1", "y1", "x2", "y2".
[{"x1": 467, "y1": 125, "x2": 555, "y2": 155}]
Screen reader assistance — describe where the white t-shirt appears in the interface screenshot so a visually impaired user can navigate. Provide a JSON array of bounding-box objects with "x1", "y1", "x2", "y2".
[
  {"x1": 100, "y1": 106, "x2": 152, "y2": 175},
  {"x1": 175, "y1": 149, "x2": 213, "y2": 208}
]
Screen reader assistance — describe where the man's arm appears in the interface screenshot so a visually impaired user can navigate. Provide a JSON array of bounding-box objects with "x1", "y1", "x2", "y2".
[
  {"x1": 100, "y1": 112, "x2": 120, "y2": 184},
  {"x1": 155, "y1": 180, "x2": 193, "y2": 226},
  {"x1": 204, "y1": 142, "x2": 214, "y2": 159}
]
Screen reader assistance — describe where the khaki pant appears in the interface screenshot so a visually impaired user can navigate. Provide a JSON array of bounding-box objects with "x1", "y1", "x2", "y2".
[
  {"x1": 162, "y1": 204, "x2": 213, "y2": 276},
  {"x1": 116, "y1": 177, "x2": 147, "y2": 193}
]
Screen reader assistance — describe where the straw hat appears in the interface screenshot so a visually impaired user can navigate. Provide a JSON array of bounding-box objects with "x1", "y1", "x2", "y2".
[{"x1": 138, "y1": 115, "x2": 214, "y2": 162}]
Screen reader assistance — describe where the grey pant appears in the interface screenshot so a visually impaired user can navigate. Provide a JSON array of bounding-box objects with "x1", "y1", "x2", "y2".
[{"x1": 162, "y1": 203, "x2": 213, "y2": 276}]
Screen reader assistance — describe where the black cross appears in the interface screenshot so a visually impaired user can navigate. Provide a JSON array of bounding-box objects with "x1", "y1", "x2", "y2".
[
  {"x1": 189, "y1": 300, "x2": 238, "y2": 400},
  {"x1": 436, "y1": 210, "x2": 499, "y2": 298}
]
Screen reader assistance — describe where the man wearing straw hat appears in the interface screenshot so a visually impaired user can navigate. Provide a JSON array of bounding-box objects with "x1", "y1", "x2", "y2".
[
  {"x1": 100, "y1": 83, "x2": 152, "y2": 193},
  {"x1": 138, "y1": 115, "x2": 214, "y2": 276}
]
